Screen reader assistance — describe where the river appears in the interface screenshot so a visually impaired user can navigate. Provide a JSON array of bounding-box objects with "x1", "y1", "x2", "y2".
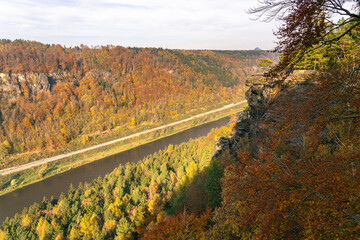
[{"x1": 0, "y1": 116, "x2": 230, "y2": 223}]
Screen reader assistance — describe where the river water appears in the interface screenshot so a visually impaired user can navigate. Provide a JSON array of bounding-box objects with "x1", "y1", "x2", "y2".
[{"x1": 0, "y1": 116, "x2": 230, "y2": 223}]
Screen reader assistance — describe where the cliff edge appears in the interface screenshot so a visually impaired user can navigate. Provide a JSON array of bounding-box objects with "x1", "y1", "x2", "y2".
[{"x1": 213, "y1": 70, "x2": 318, "y2": 157}]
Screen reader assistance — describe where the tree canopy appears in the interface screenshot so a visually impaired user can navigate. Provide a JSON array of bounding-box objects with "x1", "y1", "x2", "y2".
[{"x1": 249, "y1": 0, "x2": 360, "y2": 73}]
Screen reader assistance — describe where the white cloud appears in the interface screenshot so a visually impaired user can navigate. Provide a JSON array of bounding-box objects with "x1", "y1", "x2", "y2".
[{"x1": 0, "y1": 0, "x2": 278, "y2": 49}]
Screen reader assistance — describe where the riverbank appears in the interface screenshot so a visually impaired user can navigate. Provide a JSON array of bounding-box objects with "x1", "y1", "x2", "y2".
[
  {"x1": 0, "y1": 112, "x2": 236, "y2": 223},
  {"x1": 0, "y1": 101, "x2": 247, "y2": 196}
]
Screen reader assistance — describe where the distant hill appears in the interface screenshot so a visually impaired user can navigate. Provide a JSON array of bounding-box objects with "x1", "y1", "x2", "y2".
[{"x1": 0, "y1": 40, "x2": 267, "y2": 168}]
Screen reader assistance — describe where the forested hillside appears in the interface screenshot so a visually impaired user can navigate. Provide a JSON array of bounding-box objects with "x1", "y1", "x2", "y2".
[
  {"x1": 1, "y1": 1, "x2": 359, "y2": 239},
  {"x1": 137, "y1": 2, "x2": 360, "y2": 237},
  {"x1": 0, "y1": 40, "x2": 271, "y2": 168},
  {"x1": 0, "y1": 126, "x2": 231, "y2": 239}
]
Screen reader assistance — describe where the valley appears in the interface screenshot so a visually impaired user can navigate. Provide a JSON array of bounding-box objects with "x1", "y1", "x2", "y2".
[
  {"x1": 0, "y1": 113, "x2": 233, "y2": 224},
  {"x1": 1, "y1": 1, "x2": 359, "y2": 237}
]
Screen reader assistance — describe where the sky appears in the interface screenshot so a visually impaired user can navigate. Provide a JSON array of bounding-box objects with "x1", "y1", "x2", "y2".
[{"x1": 0, "y1": 0, "x2": 279, "y2": 50}]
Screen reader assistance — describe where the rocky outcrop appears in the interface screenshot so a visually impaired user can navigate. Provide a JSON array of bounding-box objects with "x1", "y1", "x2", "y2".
[
  {"x1": 0, "y1": 73, "x2": 22, "y2": 99},
  {"x1": 245, "y1": 70, "x2": 316, "y2": 154},
  {"x1": 212, "y1": 111, "x2": 250, "y2": 158},
  {"x1": 213, "y1": 70, "x2": 317, "y2": 158},
  {"x1": 245, "y1": 70, "x2": 315, "y2": 119},
  {"x1": 0, "y1": 71, "x2": 121, "y2": 102},
  {"x1": 0, "y1": 72, "x2": 67, "y2": 101}
]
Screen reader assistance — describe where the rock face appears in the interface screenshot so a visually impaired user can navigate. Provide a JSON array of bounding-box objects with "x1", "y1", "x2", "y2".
[
  {"x1": 0, "y1": 71, "x2": 120, "y2": 102},
  {"x1": 245, "y1": 70, "x2": 316, "y2": 154},
  {"x1": 212, "y1": 111, "x2": 250, "y2": 158},
  {"x1": 246, "y1": 70, "x2": 315, "y2": 119},
  {"x1": 0, "y1": 72, "x2": 65, "y2": 101},
  {"x1": 212, "y1": 70, "x2": 317, "y2": 158}
]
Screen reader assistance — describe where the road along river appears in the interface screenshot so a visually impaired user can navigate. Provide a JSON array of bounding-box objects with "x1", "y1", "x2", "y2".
[
  {"x1": 0, "y1": 116, "x2": 230, "y2": 223},
  {"x1": 0, "y1": 101, "x2": 246, "y2": 176}
]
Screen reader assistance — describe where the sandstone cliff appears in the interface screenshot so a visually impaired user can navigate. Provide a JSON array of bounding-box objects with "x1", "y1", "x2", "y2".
[
  {"x1": 213, "y1": 70, "x2": 317, "y2": 157},
  {"x1": 0, "y1": 71, "x2": 117, "y2": 102},
  {"x1": 0, "y1": 72, "x2": 63, "y2": 101}
]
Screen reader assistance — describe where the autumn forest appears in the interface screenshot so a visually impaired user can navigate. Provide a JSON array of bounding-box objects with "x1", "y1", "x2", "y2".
[
  {"x1": 0, "y1": 40, "x2": 272, "y2": 169},
  {"x1": 1, "y1": 0, "x2": 360, "y2": 239}
]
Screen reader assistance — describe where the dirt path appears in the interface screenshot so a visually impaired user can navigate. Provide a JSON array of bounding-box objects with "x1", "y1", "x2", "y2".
[{"x1": 0, "y1": 101, "x2": 247, "y2": 176}]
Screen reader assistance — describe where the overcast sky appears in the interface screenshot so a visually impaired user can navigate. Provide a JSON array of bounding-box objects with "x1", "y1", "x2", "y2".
[{"x1": 0, "y1": 0, "x2": 279, "y2": 50}]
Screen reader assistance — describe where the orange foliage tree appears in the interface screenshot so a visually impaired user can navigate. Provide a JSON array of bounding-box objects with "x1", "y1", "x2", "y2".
[
  {"x1": 213, "y1": 1, "x2": 360, "y2": 239},
  {"x1": 141, "y1": 209, "x2": 212, "y2": 240}
]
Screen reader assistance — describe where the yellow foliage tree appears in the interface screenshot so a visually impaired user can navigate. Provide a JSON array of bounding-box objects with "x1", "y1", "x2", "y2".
[
  {"x1": 22, "y1": 117, "x2": 32, "y2": 128},
  {"x1": 103, "y1": 220, "x2": 117, "y2": 237},
  {"x1": 146, "y1": 179, "x2": 160, "y2": 215},
  {"x1": 79, "y1": 213, "x2": 100, "y2": 238},
  {"x1": 108, "y1": 197, "x2": 123, "y2": 219},
  {"x1": 68, "y1": 227, "x2": 80, "y2": 240},
  {"x1": 21, "y1": 214, "x2": 32, "y2": 229},
  {"x1": 0, "y1": 230, "x2": 5, "y2": 240},
  {"x1": 36, "y1": 217, "x2": 52, "y2": 240}
]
